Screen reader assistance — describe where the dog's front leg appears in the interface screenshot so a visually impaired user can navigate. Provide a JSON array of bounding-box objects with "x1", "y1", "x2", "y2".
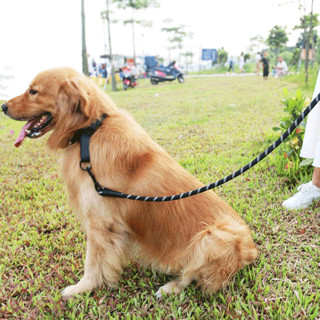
[{"x1": 62, "y1": 219, "x2": 130, "y2": 297}]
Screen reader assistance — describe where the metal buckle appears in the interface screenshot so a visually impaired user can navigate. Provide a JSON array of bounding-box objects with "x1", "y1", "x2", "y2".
[{"x1": 80, "y1": 161, "x2": 91, "y2": 171}]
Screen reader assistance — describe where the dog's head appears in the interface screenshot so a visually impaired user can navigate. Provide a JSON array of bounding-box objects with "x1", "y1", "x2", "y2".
[{"x1": 2, "y1": 67, "x2": 109, "y2": 149}]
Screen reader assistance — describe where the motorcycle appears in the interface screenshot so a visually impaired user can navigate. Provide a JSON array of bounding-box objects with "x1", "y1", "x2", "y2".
[
  {"x1": 150, "y1": 61, "x2": 184, "y2": 85},
  {"x1": 119, "y1": 66, "x2": 138, "y2": 90}
]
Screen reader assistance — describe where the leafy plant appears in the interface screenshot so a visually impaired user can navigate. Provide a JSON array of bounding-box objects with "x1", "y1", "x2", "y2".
[
  {"x1": 272, "y1": 88, "x2": 313, "y2": 183},
  {"x1": 217, "y1": 47, "x2": 228, "y2": 65}
]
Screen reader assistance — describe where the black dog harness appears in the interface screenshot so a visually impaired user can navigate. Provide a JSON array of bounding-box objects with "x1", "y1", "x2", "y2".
[{"x1": 74, "y1": 92, "x2": 320, "y2": 202}]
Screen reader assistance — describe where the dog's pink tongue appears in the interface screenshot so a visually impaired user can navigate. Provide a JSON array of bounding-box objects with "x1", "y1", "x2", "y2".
[{"x1": 15, "y1": 121, "x2": 33, "y2": 148}]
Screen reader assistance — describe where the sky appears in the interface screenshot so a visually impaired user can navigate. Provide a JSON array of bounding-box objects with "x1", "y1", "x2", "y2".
[{"x1": 0, "y1": 0, "x2": 319, "y2": 99}]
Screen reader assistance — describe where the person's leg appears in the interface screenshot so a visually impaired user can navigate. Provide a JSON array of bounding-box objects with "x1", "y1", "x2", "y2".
[{"x1": 312, "y1": 167, "x2": 320, "y2": 188}]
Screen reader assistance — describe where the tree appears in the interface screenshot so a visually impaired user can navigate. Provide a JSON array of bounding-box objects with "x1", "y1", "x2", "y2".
[
  {"x1": 122, "y1": 18, "x2": 152, "y2": 62},
  {"x1": 295, "y1": 13, "x2": 319, "y2": 47},
  {"x1": 316, "y1": 37, "x2": 320, "y2": 64},
  {"x1": 161, "y1": 23, "x2": 193, "y2": 65},
  {"x1": 296, "y1": 30, "x2": 318, "y2": 49},
  {"x1": 217, "y1": 47, "x2": 228, "y2": 66},
  {"x1": 266, "y1": 25, "x2": 288, "y2": 63},
  {"x1": 113, "y1": 0, "x2": 158, "y2": 63},
  {"x1": 101, "y1": 0, "x2": 117, "y2": 92},
  {"x1": 291, "y1": 47, "x2": 301, "y2": 73},
  {"x1": 81, "y1": 0, "x2": 89, "y2": 75},
  {"x1": 182, "y1": 51, "x2": 194, "y2": 72},
  {"x1": 305, "y1": 0, "x2": 314, "y2": 84},
  {"x1": 248, "y1": 34, "x2": 266, "y2": 53},
  {"x1": 294, "y1": 6, "x2": 319, "y2": 83}
]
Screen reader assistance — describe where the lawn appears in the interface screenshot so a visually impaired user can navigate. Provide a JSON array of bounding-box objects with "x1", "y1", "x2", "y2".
[{"x1": 1, "y1": 76, "x2": 319, "y2": 319}]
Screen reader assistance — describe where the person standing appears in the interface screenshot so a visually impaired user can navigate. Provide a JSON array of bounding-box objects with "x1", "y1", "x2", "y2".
[
  {"x1": 228, "y1": 58, "x2": 234, "y2": 73},
  {"x1": 239, "y1": 52, "x2": 245, "y2": 73},
  {"x1": 255, "y1": 52, "x2": 261, "y2": 74},
  {"x1": 261, "y1": 51, "x2": 269, "y2": 80},
  {"x1": 282, "y1": 69, "x2": 320, "y2": 209}
]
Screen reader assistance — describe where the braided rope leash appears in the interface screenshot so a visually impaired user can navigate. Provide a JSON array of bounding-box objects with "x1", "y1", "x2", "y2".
[{"x1": 85, "y1": 93, "x2": 320, "y2": 202}]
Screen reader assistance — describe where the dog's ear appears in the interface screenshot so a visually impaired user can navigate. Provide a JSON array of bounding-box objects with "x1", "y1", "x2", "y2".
[{"x1": 56, "y1": 78, "x2": 92, "y2": 118}]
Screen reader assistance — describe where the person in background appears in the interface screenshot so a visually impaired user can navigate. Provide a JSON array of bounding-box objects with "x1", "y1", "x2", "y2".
[
  {"x1": 273, "y1": 56, "x2": 288, "y2": 78},
  {"x1": 239, "y1": 52, "x2": 245, "y2": 73},
  {"x1": 255, "y1": 52, "x2": 261, "y2": 74},
  {"x1": 228, "y1": 58, "x2": 234, "y2": 73},
  {"x1": 282, "y1": 69, "x2": 320, "y2": 209},
  {"x1": 100, "y1": 63, "x2": 107, "y2": 79},
  {"x1": 87, "y1": 54, "x2": 97, "y2": 77},
  {"x1": 261, "y1": 51, "x2": 269, "y2": 80}
]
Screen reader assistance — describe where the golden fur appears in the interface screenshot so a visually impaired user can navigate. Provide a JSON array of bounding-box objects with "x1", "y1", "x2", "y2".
[{"x1": 5, "y1": 67, "x2": 257, "y2": 297}]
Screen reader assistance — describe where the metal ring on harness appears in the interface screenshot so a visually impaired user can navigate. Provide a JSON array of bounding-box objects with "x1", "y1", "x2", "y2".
[{"x1": 80, "y1": 161, "x2": 91, "y2": 172}]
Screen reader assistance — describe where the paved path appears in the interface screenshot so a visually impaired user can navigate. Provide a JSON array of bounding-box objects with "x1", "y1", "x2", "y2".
[{"x1": 186, "y1": 73, "x2": 258, "y2": 78}]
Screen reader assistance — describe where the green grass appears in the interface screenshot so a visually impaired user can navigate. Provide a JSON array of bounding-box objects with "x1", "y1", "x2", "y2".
[
  {"x1": 1, "y1": 76, "x2": 319, "y2": 319},
  {"x1": 189, "y1": 63, "x2": 256, "y2": 75},
  {"x1": 285, "y1": 65, "x2": 319, "y2": 97}
]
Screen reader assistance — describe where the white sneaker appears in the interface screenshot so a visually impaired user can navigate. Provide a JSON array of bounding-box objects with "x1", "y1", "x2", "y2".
[{"x1": 282, "y1": 181, "x2": 320, "y2": 210}]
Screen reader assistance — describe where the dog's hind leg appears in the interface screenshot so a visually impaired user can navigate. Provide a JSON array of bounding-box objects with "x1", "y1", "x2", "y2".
[
  {"x1": 182, "y1": 223, "x2": 258, "y2": 294},
  {"x1": 62, "y1": 219, "x2": 131, "y2": 297}
]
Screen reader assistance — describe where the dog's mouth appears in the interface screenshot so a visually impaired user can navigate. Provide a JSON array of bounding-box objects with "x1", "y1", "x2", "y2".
[{"x1": 15, "y1": 112, "x2": 53, "y2": 147}]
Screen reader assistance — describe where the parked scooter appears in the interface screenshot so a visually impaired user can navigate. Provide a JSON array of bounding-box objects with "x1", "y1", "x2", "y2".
[
  {"x1": 150, "y1": 61, "x2": 184, "y2": 85},
  {"x1": 119, "y1": 66, "x2": 138, "y2": 90}
]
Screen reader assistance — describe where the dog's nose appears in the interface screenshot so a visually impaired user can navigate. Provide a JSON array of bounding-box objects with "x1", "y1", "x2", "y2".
[{"x1": 1, "y1": 103, "x2": 8, "y2": 114}]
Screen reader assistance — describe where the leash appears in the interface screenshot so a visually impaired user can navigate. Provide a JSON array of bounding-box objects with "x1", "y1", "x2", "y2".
[{"x1": 74, "y1": 93, "x2": 320, "y2": 202}]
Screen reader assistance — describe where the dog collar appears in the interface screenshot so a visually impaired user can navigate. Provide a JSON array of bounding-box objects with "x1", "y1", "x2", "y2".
[{"x1": 70, "y1": 113, "x2": 108, "y2": 145}]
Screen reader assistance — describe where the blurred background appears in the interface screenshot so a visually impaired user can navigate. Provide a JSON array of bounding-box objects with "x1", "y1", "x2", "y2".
[{"x1": 0, "y1": 0, "x2": 319, "y2": 98}]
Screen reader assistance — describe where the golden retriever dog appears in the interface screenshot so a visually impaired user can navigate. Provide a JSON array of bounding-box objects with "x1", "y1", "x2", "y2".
[{"x1": 2, "y1": 67, "x2": 257, "y2": 298}]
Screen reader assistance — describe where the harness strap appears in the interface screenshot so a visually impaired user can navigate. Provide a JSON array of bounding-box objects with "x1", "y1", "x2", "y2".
[
  {"x1": 78, "y1": 93, "x2": 320, "y2": 202},
  {"x1": 80, "y1": 133, "x2": 90, "y2": 163},
  {"x1": 70, "y1": 114, "x2": 107, "y2": 170},
  {"x1": 71, "y1": 114, "x2": 108, "y2": 145}
]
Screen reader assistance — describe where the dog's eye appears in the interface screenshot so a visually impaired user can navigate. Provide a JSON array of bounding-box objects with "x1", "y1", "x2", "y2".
[{"x1": 29, "y1": 89, "x2": 38, "y2": 95}]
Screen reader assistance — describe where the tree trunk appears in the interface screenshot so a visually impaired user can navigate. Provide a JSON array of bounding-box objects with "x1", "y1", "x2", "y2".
[
  {"x1": 305, "y1": 0, "x2": 314, "y2": 85},
  {"x1": 131, "y1": 8, "x2": 136, "y2": 65},
  {"x1": 106, "y1": 0, "x2": 117, "y2": 91},
  {"x1": 81, "y1": 0, "x2": 89, "y2": 76},
  {"x1": 275, "y1": 48, "x2": 278, "y2": 66}
]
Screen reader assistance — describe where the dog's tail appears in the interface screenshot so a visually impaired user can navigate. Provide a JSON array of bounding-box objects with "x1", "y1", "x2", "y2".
[{"x1": 182, "y1": 222, "x2": 258, "y2": 292}]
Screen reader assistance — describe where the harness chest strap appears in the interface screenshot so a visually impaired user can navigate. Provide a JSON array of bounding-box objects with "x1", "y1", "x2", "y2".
[{"x1": 71, "y1": 114, "x2": 123, "y2": 198}]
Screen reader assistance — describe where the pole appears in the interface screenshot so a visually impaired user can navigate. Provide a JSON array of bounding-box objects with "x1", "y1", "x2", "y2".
[
  {"x1": 81, "y1": 0, "x2": 89, "y2": 76},
  {"x1": 305, "y1": 0, "x2": 314, "y2": 84},
  {"x1": 131, "y1": 7, "x2": 136, "y2": 65},
  {"x1": 106, "y1": 0, "x2": 117, "y2": 91}
]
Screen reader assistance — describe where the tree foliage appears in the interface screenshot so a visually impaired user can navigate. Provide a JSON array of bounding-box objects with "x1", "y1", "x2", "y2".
[
  {"x1": 244, "y1": 53, "x2": 250, "y2": 62},
  {"x1": 112, "y1": 0, "x2": 158, "y2": 63},
  {"x1": 113, "y1": 0, "x2": 159, "y2": 9},
  {"x1": 248, "y1": 34, "x2": 266, "y2": 53},
  {"x1": 294, "y1": 13, "x2": 319, "y2": 30},
  {"x1": 266, "y1": 25, "x2": 288, "y2": 52},
  {"x1": 295, "y1": 13, "x2": 319, "y2": 48},
  {"x1": 161, "y1": 23, "x2": 193, "y2": 63},
  {"x1": 217, "y1": 47, "x2": 228, "y2": 65}
]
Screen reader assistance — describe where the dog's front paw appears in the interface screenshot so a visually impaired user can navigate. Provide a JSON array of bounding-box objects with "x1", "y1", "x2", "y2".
[
  {"x1": 61, "y1": 284, "x2": 80, "y2": 298},
  {"x1": 155, "y1": 281, "x2": 183, "y2": 300},
  {"x1": 62, "y1": 277, "x2": 99, "y2": 298}
]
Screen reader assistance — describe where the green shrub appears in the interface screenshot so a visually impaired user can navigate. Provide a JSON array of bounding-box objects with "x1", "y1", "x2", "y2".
[
  {"x1": 271, "y1": 88, "x2": 313, "y2": 184},
  {"x1": 243, "y1": 62, "x2": 255, "y2": 73},
  {"x1": 279, "y1": 50, "x2": 293, "y2": 66}
]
